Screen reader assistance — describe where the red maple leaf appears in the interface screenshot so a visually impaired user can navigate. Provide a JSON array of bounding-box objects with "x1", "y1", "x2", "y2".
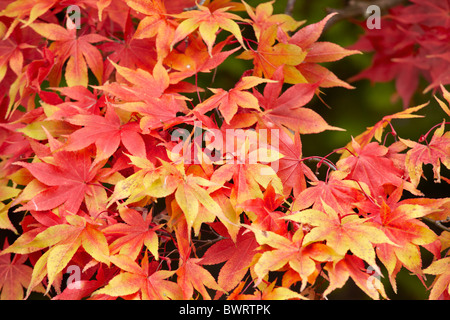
[
  {"x1": 277, "y1": 129, "x2": 317, "y2": 197},
  {"x1": 64, "y1": 105, "x2": 146, "y2": 164},
  {"x1": 356, "y1": 185, "x2": 439, "y2": 290},
  {"x1": 292, "y1": 171, "x2": 365, "y2": 215},
  {"x1": 100, "y1": 13, "x2": 157, "y2": 81},
  {"x1": 239, "y1": 183, "x2": 287, "y2": 234},
  {"x1": 102, "y1": 207, "x2": 161, "y2": 260},
  {"x1": 27, "y1": 21, "x2": 110, "y2": 87},
  {"x1": 199, "y1": 222, "x2": 258, "y2": 295},
  {"x1": 336, "y1": 139, "x2": 418, "y2": 197},
  {"x1": 14, "y1": 138, "x2": 105, "y2": 213},
  {"x1": 401, "y1": 120, "x2": 450, "y2": 187},
  {"x1": 0, "y1": 240, "x2": 37, "y2": 300},
  {"x1": 254, "y1": 67, "x2": 343, "y2": 134}
]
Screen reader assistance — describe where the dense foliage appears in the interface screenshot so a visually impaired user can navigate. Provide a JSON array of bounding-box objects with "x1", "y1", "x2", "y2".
[{"x1": 0, "y1": 0, "x2": 449, "y2": 300}]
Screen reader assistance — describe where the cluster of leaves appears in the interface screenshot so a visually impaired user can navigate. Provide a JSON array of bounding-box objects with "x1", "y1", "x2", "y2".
[
  {"x1": 350, "y1": 0, "x2": 450, "y2": 107},
  {"x1": 0, "y1": 0, "x2": 449, "y2": 300}
]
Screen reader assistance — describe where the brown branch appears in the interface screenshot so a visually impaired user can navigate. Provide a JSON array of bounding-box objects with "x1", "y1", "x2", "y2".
[
  {"x1": 285, "y1": 0, "x2": 297, "y2": 16},
  {"x1": 422, "y1": 217, "x2": 450, "y2": 232},
  {"x1": 324, "y1": 0, "x2": 408, "y2": 30}
]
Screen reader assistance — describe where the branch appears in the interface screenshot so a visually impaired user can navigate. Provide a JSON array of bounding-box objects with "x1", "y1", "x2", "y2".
[
  {"x1": 422, "y1": 217, "x2": 450, "y2": 232},
  {"x1": 324, "y1": 0, "x2": 408, "y2": 30},
  {"x1": 285, "y1": 0, "x2": 297, "y2": 16}
]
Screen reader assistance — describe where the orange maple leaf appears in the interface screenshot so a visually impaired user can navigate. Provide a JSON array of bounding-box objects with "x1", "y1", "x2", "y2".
[
  {"x1": 174, "y1": 219, "x2": 224, "y2": 299},
  {"x1": 0, "y1": 240, "x2": 37, "y2": 300},
  {"x1": 254, "y1": 70, "x2": 343, "y2": 134},
  {"x1": 286, "y1": 203, "x2": 394, "y2": 268},
  {"x1": 356, "y1": 186, "x2": 438, "y2": 290},
  {"x1": 102, "y1": 207, "x2": 161, "y2": 260},
  {"x1": 289, "y1": 13, "x2": 358, "y2": 88},
  {"x1": 194, "y1": 76, "x2": 272, "y2": 124},
  {"x1": 126, "y1": 0, "x2": 178, "y2": 59},
  {"x1": 2, "y1": 214, "x2": 110, "y2": 297},
  {"x1": 324, "y1": 254, "x2": 388, "y2": 300},
  {"x1": 94, "y1": 253, "x2": 182, "y2": 299},
  {"x1": 26, "y1": 21, "x2": 109, "y2": 87},
  {"x1": 237, "y1": 24, "x2": 307, "y2": 84},
  {"x1": 200, "y1": 222, "x2": 258, "y2": 293},
  {"x1": 401, "y1": 120, "x2": 450, "y2": 187},
  {"x1": 239, "y1": 183, "x2": 287, "y2": 234},
  {"x1": 424, "y1": 256, "x2": 450, "y2": 300},
  {"x1": 292, "y1": 170, "x2": 366, "y2": 215},
  {"x1": 336, "y1": 139, "x2": 419, "y2": 197},
  {"x1": 170, "y1": 3, "x2": 246, "y2": 56},
  {"x1": 250, "y1": 226, "x2": 336, "y2": 292},
  {"x1": 63, "y1": 105, "x2": 147, "y2": 164},
  {"x1": 339, "y1": 102, "x2": 428, "y2": 159},
  {"x1": 14, "y1": 144, "x2": 105, "y2": 213}
]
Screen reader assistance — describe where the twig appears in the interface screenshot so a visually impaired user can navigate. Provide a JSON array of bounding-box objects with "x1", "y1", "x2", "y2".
[
  {"x1": 422, "y1": 217, "x2": 450, "y2": 232},
  {"x1": 285, "y1": 0, "x2": 297, "y2": 16},
  {"x1": 324, "y1": 0, "x2": 408, "y2": 30}
]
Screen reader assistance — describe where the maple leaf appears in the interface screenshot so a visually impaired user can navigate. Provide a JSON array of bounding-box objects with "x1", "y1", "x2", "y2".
[
  {"x1": 194, "y1": 76, "x2": 273, "y2": 124},
  {"x1": 249, "y1": 225, "x2": 335, "y2": 292},
  {"x1": 349, "y1": 1, "x2": 450, "y2": 106},
  {"x1": 253, "y1": 68, "x2": 343, "y2": 134},
  {"x1": 26, "y1": 21, "x2": 109, "y2": 87},
  {"x1": 0, "y1": 0, "x2": 57, "y2": 28},
  {"x1": 242, "y1": 0, "x2": 304, "y2": 42},
  {"x1": 43, "y1": 86, "x2": 104, "y2": 120},
  {"x1": 423, "y1": 256, "x2": 450, "y2": 300},
  {"x1": 63, "y1": 105, "x2": 147, "y2": 164},
  {"x1": 14, "y1": 145, "x2": 104, "y2": 213},
  {"x1": 209, "y1": 132, "x2": 283, "y2": 206},
  {"x1": 200, "y1": 222, "x2": 258, "y2": 293},
  {"x1": 125, "y1": 0, "x2": 178, "y2": 60},
  {"x1": 0, "y1": 240, "x2": 36, "y2": 300},
  {"x1": 400, "y1": 120, "x2": 450, "y2": 187},
  {"x1": 94, "y1": 253, "x2": 182, "y2": 300},
  {"x1": 435, "y1": 84, "x2": 450, "y2": 117},
  {"x1": 239, "y1": 182, "x2": 287, "y2": 234},
  {"x1": 323, "y1": 254, "x2": 388, "y2": 300},
  {"x1": 174, "y1": 219, "x2": 224, "y2": 299},
  {"x1": 355, "y1": 185, "x2": 438, "y2": 290},
  {"x1": 102, "y1": 207, "x2": 161, "y2": 260},
  {"x1": 96, "y1": 61, "x2": 190, "y2": 132},
  {"x1": 0, "y1": 20, "x2": 39, "y2": 84},
  {"x1": 338, "y1": 102, "x2": 428, "y2": 159},
  {"x1": 3, "y1": 214, "x2": 110, "y2": 297},
  {"x1": 227, "y1": 279, "x2": 305, "y2": 300},
  {"x1": 237, "y1": 24, "x2": 307, "y2": 84},
  {"x1": 276, "y1": 129, "x2": 317, "y2": 197},
  {"x1": 165, "y1": 35, "x2": 239, "y2": 83},
  {"x1": 286, "y1": 204, "x2": 394, "y2": 268},
  {"x1": 171, "y1": 162, "x2": 225, "y2": 233},
  {"x1": 288, "y1": 13, "x2": 359, "y2": 89},
  {"x1": 106, "y1": 153, "x2": 162, "y2": 207},
  {"x1": 292, "y1": 170, "x2": 366, "y2": 215},
  {"x1": 170, "y1": 3, "x2": 246, "y2": 56},
  {"x1": 336, "y1": 139, "x2": 419, "y2": 197},
  {"x1": 100, "y1": 13, "x2": 157, "y2": 80}
]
